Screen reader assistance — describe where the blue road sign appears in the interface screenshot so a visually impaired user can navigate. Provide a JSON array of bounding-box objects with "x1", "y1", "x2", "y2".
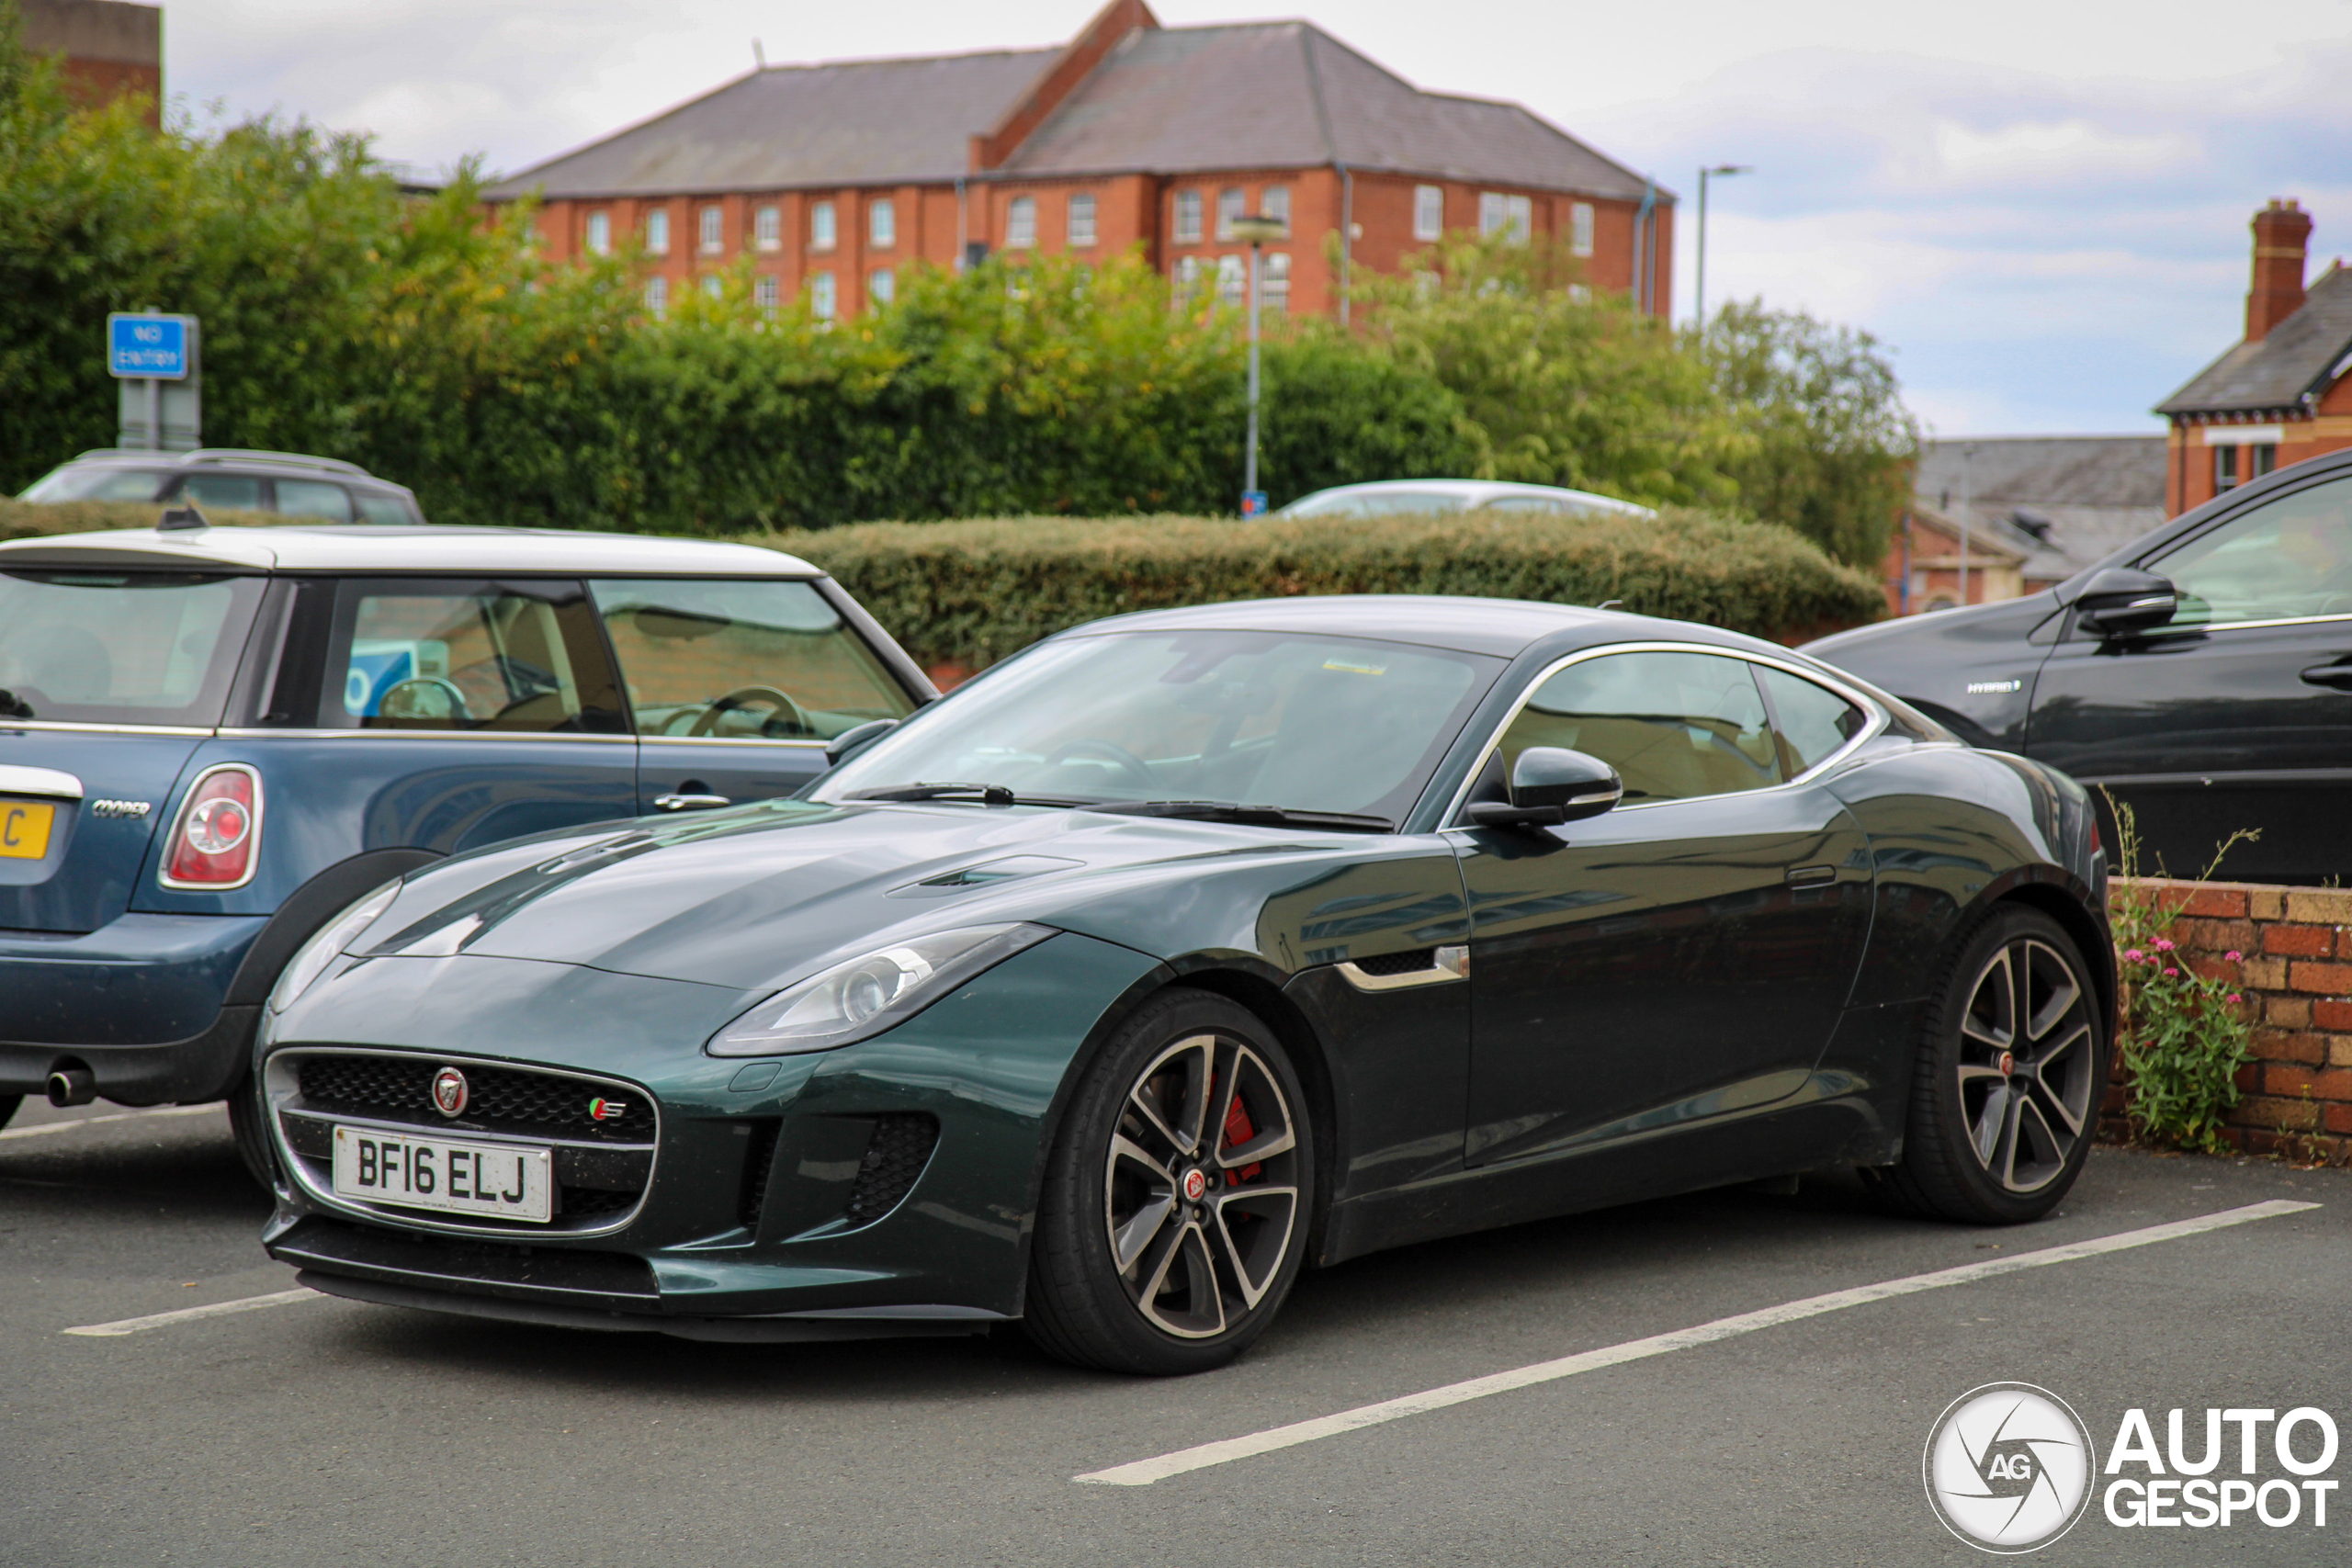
[
  {"x1": 107, "y1": 314, "x2": 188, "y2": 379},
  {"x1": 1239, "y1": 490, "x2": 1269, "y2": 517}
]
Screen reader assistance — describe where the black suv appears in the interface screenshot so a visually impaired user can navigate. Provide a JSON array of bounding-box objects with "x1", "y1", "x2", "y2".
[
  {"x1": 18, "y1": 448, "x2": 425, "y2": 525},
  {"x1": 1806, "y1": 447, "x2": 2352, "y2": 884}
]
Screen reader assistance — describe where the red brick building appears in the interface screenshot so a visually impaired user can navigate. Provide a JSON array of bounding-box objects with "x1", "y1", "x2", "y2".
[
  {"x1": 481, "y1": 0, "x2": 1673, "y2": 323},
  {"x1": 21, "y1": 0, "x2": 162, "y2": 126},
  {"x1": 2157, "y1": 200, "x2": 2352, "y2": 515}
]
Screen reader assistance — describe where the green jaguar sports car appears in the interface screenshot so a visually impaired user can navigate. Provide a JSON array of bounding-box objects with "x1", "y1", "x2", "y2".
[{"x1": 256, "y1": 596, "x2": 2111, "y2": 1374}]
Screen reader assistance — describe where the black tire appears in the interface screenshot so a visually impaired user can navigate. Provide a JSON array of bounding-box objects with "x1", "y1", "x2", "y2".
[
  {"x1": 1023, "y1": 988, "x2": 1316, "y2": 1375},
  {"x1": 0, "y1": 1093, "x2": 19, "y2": 1133},
  {"x1": 226, "y1": 1070, "x2": 279, "y2": 1190},
  {"x1": 1883, "y1": 906, "x2": 2109, "y2": 1224}
]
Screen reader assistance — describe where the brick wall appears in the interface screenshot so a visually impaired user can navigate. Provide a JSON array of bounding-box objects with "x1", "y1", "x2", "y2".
[{"x1": 2103, "y1": 877, "x2": 2352, "y2": 1162}]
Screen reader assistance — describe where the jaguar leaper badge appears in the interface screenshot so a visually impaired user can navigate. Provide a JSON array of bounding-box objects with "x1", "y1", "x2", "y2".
[{"x1": 431, "y1": 1066, "x2": 469, "y2": 1118}]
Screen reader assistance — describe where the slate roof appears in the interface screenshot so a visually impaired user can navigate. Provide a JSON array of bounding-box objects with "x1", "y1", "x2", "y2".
[
  {"x1": 1914, "y1": 435, "x2": 2171, "y2": 578},
  {"x1": 1001, "y1": 23, "x2": 1655, "y2": 197},
  {"x1": 484, "y1": 22, "x2": 1657, "y2": 204},
  {"x1": 2157, "y1": 264, "x2": 2352, "y2": 417},
  {"x1": 482, "y1": 50, "x2": 1057, "y2": 199}
]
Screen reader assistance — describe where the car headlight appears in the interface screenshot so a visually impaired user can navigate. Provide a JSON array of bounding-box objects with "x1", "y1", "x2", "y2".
[
  {"x1": 269, "y1": 879, "x2": 404, "y2": 1014},
  {"x1": 708, "y1": 923, "x2": 1054, "y2": 1057}
]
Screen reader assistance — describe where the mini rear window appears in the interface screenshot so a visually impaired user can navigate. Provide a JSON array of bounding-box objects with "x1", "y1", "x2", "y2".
[{"x1": 0, "y1": 570, "x2": 266, "y2": 728}]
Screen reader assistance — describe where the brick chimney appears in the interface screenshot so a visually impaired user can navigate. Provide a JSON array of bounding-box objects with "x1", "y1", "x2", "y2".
[{"x1": 2245, "y1": 198, "x2": 2312, "y2": 343}]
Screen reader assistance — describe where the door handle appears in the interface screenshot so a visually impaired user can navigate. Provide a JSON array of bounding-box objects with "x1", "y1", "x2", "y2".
[
  {"x1": 1784, "y1": 864, "x2": 1837, "y2": 888},
  {"x1": 2299, "y1": 662, "x2": 2352, "y2": 691},
  {"x1": 653, "y1": 793, "x2": 731, "y2": 812}
]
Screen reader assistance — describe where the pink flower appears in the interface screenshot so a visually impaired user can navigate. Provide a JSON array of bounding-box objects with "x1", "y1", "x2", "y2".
[
  {"x1": 2225, "y1": 950, "x2": 2243, "y2": 962},
  {"x1": 2228, "y1": 993, "x2": 2244, "y2": 1003},
  {"x1": 2154, "y1": 938, "x2": 2177, "y2": 952},
  {"x1": 2122, "y1": 949, "x2": 2144, "y2": 963},
  {"x1": 2164, "y1": 966, "x2": 2180, "y2": 978}
]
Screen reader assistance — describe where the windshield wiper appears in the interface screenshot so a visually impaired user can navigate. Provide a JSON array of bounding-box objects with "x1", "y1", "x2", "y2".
[
  {"x1": 843, "y1": 784, "x2": 1104, "y2": 807},
  {"x1": 1082, "y1": 800, "x2": 1394, "y2": 833}
]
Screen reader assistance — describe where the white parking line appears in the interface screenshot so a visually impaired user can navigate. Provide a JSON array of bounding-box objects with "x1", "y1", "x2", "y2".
[
  {"x1": 0, "y1": 1104, "x2": 221, "y2": 1142},
  {"x1": 62, "y1": 1288, "x2": 321, "y2": 1338},
  {"x1": 1076, "y1": 1199, "x2": 2319, "y2": 1486}
]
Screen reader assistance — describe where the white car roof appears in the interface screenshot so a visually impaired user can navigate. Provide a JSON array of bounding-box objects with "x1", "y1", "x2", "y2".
[
  {"x1": 1281, "y1": 479, "x2": 1655, "y2": 516},
  {"x1": 0, "y1": 524, "x2": 820, "y2": 577}
]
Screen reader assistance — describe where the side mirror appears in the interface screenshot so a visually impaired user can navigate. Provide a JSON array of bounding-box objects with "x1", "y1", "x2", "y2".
[
  {"x1": 2072, "y1": 567, "x2": 2177, "y2": 636},
  {"x1": 825, "y1": 718, "x2": 899, "y2": 767},
  {"x1": 1464, "y1": 747, "x2": 1623, "y2": 829}
]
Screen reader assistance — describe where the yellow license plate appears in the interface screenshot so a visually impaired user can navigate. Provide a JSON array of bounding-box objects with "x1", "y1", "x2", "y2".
[{"x1": 0, "y1": 800, "x2": 55, "y2": 860}]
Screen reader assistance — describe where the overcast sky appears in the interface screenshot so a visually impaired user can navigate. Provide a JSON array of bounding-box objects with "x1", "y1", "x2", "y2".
[{"x1": 162, "y1": 0, "x2": 2352, "y2": 437}]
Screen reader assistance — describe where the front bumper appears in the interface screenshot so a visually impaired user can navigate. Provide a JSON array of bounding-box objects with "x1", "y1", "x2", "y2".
[
  {"x1": 257, "y1": 932, "x2": 1166, "y2": 1330},
  {"x1": 0, "y1": 913, "x2": 267, "y2": 1101}
]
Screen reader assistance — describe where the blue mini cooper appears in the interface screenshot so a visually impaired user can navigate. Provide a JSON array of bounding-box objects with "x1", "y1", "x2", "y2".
[{"x1": 0, "y1": 517, "x2": 932, "y2": 1177}]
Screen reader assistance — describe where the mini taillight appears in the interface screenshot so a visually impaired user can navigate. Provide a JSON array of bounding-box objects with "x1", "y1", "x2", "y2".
[{"x1": 162, "y1": 765, "x2": 262, "y2": 889}]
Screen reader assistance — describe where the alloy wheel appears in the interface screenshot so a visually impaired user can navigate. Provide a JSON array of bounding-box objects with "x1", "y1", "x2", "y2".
[
  {"x1": 1956, "y1": 938, "x2": 2097, "y2": 1193},
  {"x1": 1102, "y1": 1032, "x2": 1301, "y2": 1339}
]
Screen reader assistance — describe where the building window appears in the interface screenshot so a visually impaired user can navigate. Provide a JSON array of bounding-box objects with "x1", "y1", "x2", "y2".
[
  {"x1": 1570, "y1": 201, "x2": 1595, "y2": 257},
  {"x1": 1262, "y1": 252, "x2": 1290, "y2": 312},
  {"x1": 753, "y1": 275, "x2": 779, "y2": 313},
  {"x1": 809, "y1": 271, "x2": 836, "y2": 321},
  {"x1": 1413, "y1": 185, "x2": 1442, "y2": 242},
  {"x1": 645, "y1": 208, "x2": 670, "y2": 255},
  {"x1": 870, "y1": 198, "x2": 895, "y2": 249},
  {"x1": 1479, "y1": 192, "x2": 1532, "y2": 243},
  {"x1": 1173, "y1": 254, "x2": 1204, "y2": 301},
  {"x1": 1068, "y1": 192, "x2": 1098, "y2": 248},
  {"x1": 699, "y1": 204, "x2": 723, "y2": 254},
  {"x1": 1216, "y1": 253, "x2": 1245, "y2": 307},
  {"x1": 1006, "y1": 195, "x2": 1037, "y2": 248},
  {"x1": 702, "y1": 274, "x2": 723, "y2": 299},
  {"x1": 810, "y1": 200, "x2": 836, "y2": 251},
  {"x1": 2253, "y1": 443, "x2": 2278, "y2": 479},
  {"x1": 1261, "y1": 185, "x2": 1291, "y2": 235},
  {"x1": 870, "y1": 267, "x2": 895, "y2": 307},
  {"x1": 643, "y1": 276, "x2": 668, "y2": 317},
  {"x1": 1174, "y1": 189, "x2": 1203, "y2": 244},
  {"x1": 585, "y1": 210, "x2": 611, "y2": 254},
  {"x1": 754, "y1": 204, "x2": 780, "y2": 252},
  {"x1": 2214, "y1": 441, "x2": 2238, "y2": 491},
  {"x1": 1216, "y1": 187, "x2": 1245, "y2": 241}
]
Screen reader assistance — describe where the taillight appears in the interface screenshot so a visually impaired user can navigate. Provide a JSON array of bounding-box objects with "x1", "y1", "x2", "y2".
[{"x1": 161, "y1": 764, "x2": 263, "y2": 890}]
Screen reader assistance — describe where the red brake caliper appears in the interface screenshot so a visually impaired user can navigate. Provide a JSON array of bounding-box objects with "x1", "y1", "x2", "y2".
[{"x1": 1224, "y1": 1095, "x2": 1262, "y2": 1181}]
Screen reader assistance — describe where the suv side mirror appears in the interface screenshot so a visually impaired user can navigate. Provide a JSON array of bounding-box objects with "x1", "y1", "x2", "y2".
[
  {"x1": 825, "y1": 718, "x2": 899, "y2": 767},
  {"x1": 2072, "y1": 567, "x2": 2178, "y2": 636},
  {"x1": 1464, "y1": 747, "x2": 1623, "y2": 829}
]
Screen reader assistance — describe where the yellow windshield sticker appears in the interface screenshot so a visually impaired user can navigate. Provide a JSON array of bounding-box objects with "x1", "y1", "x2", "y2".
[{"x1": 1321, "y1": 658, "x2": 1388, "y2": 676}]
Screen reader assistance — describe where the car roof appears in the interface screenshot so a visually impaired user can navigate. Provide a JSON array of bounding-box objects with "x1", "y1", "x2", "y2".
[
  {"x1": 1059, "y1": 593, "x2": 1778, "y2": 660},
  {"x1": 0, "y1": 524, "x2": 821, "y2": 577},
  {"x1": 53, "y1": 448, "x2": 413, "y2": 492},
  {"x1": 1280, "y1": 479, "x2": 1656, "y2": 516}
]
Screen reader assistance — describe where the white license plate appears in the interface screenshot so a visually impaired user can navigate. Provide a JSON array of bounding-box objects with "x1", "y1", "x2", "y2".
[{"x1": 331, "y1": 1125, "x2": 553, "y2": 1223}]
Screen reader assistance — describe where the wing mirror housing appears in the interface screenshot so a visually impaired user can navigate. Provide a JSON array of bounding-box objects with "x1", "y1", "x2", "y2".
[
  {"x1": 2072, "y1": 567, "x2": 2178, "y2": 636},
  {"x1": 1464, "y1": 747, "x2": 1623, "y2": 829},
  {"x1": 825, "y1": 718, "x2": 899, "y2": 767}
]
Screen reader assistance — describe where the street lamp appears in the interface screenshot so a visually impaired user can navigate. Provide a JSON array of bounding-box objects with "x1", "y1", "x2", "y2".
[
  {"x1": 1228, "y1": 212, "x2": 1288, "y2": 516},
  {"x1": 1693, "y1": 163, "x2": 1751, "y2": 333}
]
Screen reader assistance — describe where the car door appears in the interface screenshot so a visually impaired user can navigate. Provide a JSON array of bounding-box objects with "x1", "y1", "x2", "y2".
[
  {"x1": 586, "y1": 577, "x2": 922, "y2": 815},
  {"x1": 1450, "y1": 648, "x2": 1872, "y2": 1167},
  {"x1": 2028, "y1": 470, "x2": 2352, "y2": 883}
]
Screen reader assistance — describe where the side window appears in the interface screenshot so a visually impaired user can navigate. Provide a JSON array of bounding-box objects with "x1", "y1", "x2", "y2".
[
  {"x1": 1498, "y1": 650, "x2": 1780, "y2": 803},
  {"x1": 175, "y1": 473, "x2": 264, "y2": 510},
  {"x1": 275, "y1": 479, "x2": 354, "y2": 522},
  {"x1": 319, "y1": 579, "x2": 623, "y2": 733},
  {"x1": 587, "y1": 579, "x2": 916, "y2": 741},
  {"x1": 2148, "y1": 474, "x2": 2352, "y2": 628},
  {"x1": 1756, "y1": 666, "x2": 1866, "y2": 776},
  {"x1": 354, "y1": 492, "x2": 414, "y2": 525}
]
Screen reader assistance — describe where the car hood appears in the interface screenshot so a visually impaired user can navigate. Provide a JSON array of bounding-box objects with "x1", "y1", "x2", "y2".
[{"x1": 351, "y1": 799, "x2": 1362, "y2": 994}]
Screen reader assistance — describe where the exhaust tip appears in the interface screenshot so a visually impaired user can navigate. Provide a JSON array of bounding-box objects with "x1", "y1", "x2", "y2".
[{"x1": 46, "y1": 1066, "x2": 96, "y2": 1108}]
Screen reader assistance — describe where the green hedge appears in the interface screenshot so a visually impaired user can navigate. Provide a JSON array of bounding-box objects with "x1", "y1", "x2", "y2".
[
  {"x1": 0, "y1": 497, "x2": 277, "y2": 540},
  {"x1": 758, "y1": 508, "x2": 1883, "y2": 669}
]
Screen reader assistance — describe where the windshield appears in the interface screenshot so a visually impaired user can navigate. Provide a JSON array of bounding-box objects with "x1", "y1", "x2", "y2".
[
  {"x1": 0, "y1": 570, "x2": 266, "y2": 726},
  {"x1": 18, "y1": 466, "x2": 173, "y2": 503},
  {"x1": 818, "y1": 629, "x2": 1501, "y2": 825},
  {"x1": 1281, "y1": 489, "x2": 1469, "y2": 520}
]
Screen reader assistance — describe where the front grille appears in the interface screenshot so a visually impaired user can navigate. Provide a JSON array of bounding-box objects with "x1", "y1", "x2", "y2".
[
  {"x1": 1352, "y1": 947, "x2": 1437, "y2": 977},
  {"x1": 298, "y1": 1055, "x2": 655, "y2": 1142},
  {"x1": 843, "y1": 1114, "x2": 939, "y2": 1225}
]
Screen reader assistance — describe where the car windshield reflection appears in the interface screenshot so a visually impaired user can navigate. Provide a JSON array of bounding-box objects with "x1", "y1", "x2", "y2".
[{"x1": 817, "y1": 629, "x2": 1502, "y2": 826}]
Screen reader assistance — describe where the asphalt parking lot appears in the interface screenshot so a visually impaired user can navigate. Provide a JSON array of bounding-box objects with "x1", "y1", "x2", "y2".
[{"x1": 6, "y1": 1095, "x2": 2347, "y2": 1567}]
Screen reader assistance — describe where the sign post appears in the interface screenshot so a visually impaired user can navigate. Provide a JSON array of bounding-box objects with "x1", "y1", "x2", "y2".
[{"x1": 106, "y1": 311, "x2": 200, "y2": 450}]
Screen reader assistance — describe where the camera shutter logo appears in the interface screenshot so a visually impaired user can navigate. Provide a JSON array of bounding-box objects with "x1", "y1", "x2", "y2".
[{"x1": 1924, "y1": 1382, "x2": 2097, "y2": 1552}]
